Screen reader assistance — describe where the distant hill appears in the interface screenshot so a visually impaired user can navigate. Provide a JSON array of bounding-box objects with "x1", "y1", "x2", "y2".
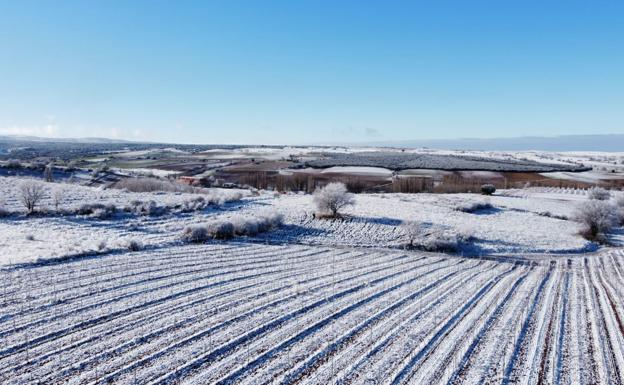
[{"x1": 359, "y1": 134, "x2": 624, "y2": 152}]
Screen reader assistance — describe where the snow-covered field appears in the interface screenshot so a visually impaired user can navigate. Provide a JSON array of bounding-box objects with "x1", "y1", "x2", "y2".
[
  {"x1": 1, "y1": 243, "x2": 624, "y2": 384},
  {"x1": 1, "y1": 175, "x2": 624, "y2": 384}
]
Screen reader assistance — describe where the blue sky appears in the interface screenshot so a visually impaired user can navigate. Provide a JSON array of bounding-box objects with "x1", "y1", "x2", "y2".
[{"x1": 0, "y1": 1, "x2": 623, "y2": 144}]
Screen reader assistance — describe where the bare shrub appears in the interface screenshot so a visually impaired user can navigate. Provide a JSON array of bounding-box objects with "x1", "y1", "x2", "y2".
[
  {"x1": 481, "y1": 184, "x2": 496, "y2": 195},
  {"x1": 313, "y1": 182, "x2": 355, "y2": 217},
  {"x1": 19, "y1": 180, "x2": 46, "y2": 213},
  {"x1": 574, "y1": 200, "x2": 617, "y2": 242},
  {"x1": 181, "y1": 225, "x2": 209, "y2": 243},
  {"x1": 588, "y1": 187, "x2": 611, "y2": 201}
]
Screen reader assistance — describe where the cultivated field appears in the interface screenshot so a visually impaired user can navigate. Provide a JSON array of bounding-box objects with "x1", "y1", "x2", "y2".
[{"x1": 1, "y1": 243, "x2": 624, "y2": 384}]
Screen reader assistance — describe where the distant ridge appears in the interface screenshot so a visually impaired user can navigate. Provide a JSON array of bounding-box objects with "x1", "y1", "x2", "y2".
[
  {"x1": 358, "y1": 134, "x2": 624, "y2": 152},
  {"x1": 0, "y1": 135, "x2": 134, "y2": 144}
]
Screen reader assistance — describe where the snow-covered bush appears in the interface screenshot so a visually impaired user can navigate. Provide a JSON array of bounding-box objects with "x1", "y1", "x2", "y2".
[
  {"x1": 19, "y1": 180, "x2": 46, "y2": 213},
  {"x1": 588, "y1": 187, "x2": 611, "y2": 201},
  {"x1": 454, "y1": 200, "x2": 493, "y2": 213},
  {"x1": 181, "y1": 225, "x2": 209, "y2": 243},
  {"x1": 313, "y1": 182, "x2": 355, "y2": 217},
  {"x1": 207, "y1": 221, "x2": 235, "y2": 240},
  {"x1": 481, "y1": 184, "x2": 496, "y2": 195},
  {"x1": 574, "y1": 200, "x2": 617, "y2": 242}
]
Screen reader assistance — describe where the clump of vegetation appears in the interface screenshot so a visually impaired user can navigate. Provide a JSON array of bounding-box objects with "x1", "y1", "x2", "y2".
[
  {"x1": 480, "y1": 184, "x2": 496, "y2": 195},
  {"x1": 181, "y1": 211, "x2": 284, "y2": 243},
  {"x1": 402, "y1": 221, "x2": 475, "y2": 253},
  {"x1": 313, "y1": 182, "x2": 355, "y2": 218},
  {"x1": 454, "y1": 200, "x2": 494, "y2": 213},
  {"x1": 19, "y1": 180, "x2": 46, "y2": 214},
  {"x1": 181, "y1": 225, "x2": 209, "y2": 243},
  {"x1": 114, "y1": 177, "x2": 194, "y2": 193},
  {"x1": 207, "y1": 221, "x2": 235, "y2": 240},
  {"x1": 125, "y1": 238, "x2": 143, "y2": 251},
  {"x1": 77, "y1": 203, "x2": 118, "y2": 218},
  {"x1": 588, "y1": 187, "x2": 611, "y2": 201},
  {"x1": 124, "y1": 200, "x2": 167, "y2": 216},
  {"x1": 574, "y1": 200, "x2": 617, "y2": 242}
]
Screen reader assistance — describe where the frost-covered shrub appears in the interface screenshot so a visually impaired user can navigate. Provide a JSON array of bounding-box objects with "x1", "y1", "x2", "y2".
[
  {"x1": 480, "y1": 184, "x2": 496, "y2": 196},
  {"x1": 19, "y1": 180, "x2": 46, "y2": 213},
  {"x1": 402, "y1": 221, "x2": 473, "y2": 253},
  {"x1": 207, "y1": 221, "x2": 235, "y2": 240},
  {"x1": 181, "y1": 225, "x2": 209, "y2": 243},
  {"x1": 454, "y1": 200, "x2": 494, "y2": 213},
  {"x1": 574, "y1": 200, "x2": 617, "y2": 242},
  {"x1": 126, "y1": 239, "x2": 143, "y2": 251},
  {"x1": 313, "y1": 182, "x2": 355, "y2": 217},
  {"x1": 588, "y1": 187, "x2": 611, "y2": 201}
]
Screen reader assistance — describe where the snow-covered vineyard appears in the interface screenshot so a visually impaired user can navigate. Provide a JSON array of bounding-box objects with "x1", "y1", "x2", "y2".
[{"x1": 1, "y1": 243, "x2": 624, "y2": 384}]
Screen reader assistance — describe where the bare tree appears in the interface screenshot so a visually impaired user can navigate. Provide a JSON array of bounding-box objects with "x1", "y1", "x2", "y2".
[
  {"x1": 312, "y1": 182, "x2": 355, "y2": 217},
  {"x1": 43, "y1": 163, "x2": 54, "y2": 182},
  {"x1": 19, "y1": 180, "x2": 46, "y2": 213}
]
